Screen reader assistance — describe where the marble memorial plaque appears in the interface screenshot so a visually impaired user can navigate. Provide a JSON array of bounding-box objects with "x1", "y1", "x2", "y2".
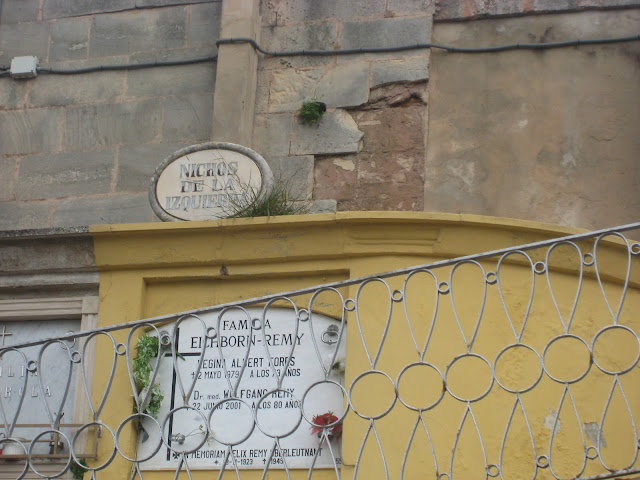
[
  {"x1": 138, "y1": 308, "x2": 346, "y2": 470},
  {"x1": 150, "y1": 143, "x2": 275, "y2": 222},
  {"x1": 0, "y1": 320, "x2": 79, "y2": 456}
]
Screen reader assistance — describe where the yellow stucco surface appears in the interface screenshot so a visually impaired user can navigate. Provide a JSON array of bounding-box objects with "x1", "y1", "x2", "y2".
[{"x1": 89, "y1": 213, "x2": 640, "y2": 479}]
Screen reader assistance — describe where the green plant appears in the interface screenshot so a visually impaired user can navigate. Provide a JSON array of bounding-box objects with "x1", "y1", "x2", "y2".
[
  {"x1": 70, "y1": 458, "x2": 87, "y2": 480},
  {"x1": 298, "y1": 99, "x2": 326, "y2": 125},
  {"x1": 225, "y1": 177, "x2": 309, "y2": 219},
  {"x1": 132, "y1": 334, "x2": 164, "y2": 418}
]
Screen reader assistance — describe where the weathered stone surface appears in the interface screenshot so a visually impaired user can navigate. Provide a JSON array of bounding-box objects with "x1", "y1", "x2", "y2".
[
  {"x1": 341, "y1": 17, "x2": 431, "y2": 50},
  {"x1": 52, "y1": 193, "x2": 152, "y2": 227},
  {"x1": 263, "y1": 0, "x2": 385, "y2": 25},
  {"x1": 265, "y1": 155, "x2": 314, "y2": 200},
  {"x1": 117, "y1": 143, "x2": 189, "y2": 192},
  {"x1": 189, "y1": 2, "x2": 223, "y2": 49},
  {"x1": 127, "y1": 63, "x2": 215, "y2": 97},
  {"x1": 355, "y1": 100, "x2": 426, "y2": 154},
  {"x1": 28, "y1": 72, "x2": 124, "y2": 107},
  {"x1": 314, "y1": 63, "x2": 370, "y2": 108},
  {"x1": 49, "y1": 17, "x2": 90, "y2": 62},
  {"x1": 269, "y1": 63, "x2": 369, "y2": 113},
  {"x1": 427, "y1": 10, "x2": 640, "y2": 229},
  {"x1": 268, "y1": 67, "x2": 324, "y2": 113},
  {"x1": 0, "y1": 80, "x2": 27, "y2": 110},
  {"x1": 162, "y1": 94, "x2": 214, "y2": 143},
  {"x1": 308, "y1": 199, "x2": 337, "y2": 214},
  {"x1": 291, "y1": 110, "x2": 363, "y2": 155},
  {"x1": 136, "y1": 0, "x2": 212, "y2": 6},
  {"x1": 0, "y1": 0, "x2": 40, "y2": 23},
  {"x1": 388, "y1": 0, "x2": 435, "y2": 15},
  {"x1": 259, "y1": 23, "x2": 337, "y2": 69},
  {"x1": 90, "y1": 7, "x2": 187, "y2": 56},
  {"x1": 261, "y1": 23, "x2": 337, "y2": 52},
  {"x1": 0, "y1": 22, "x2": 49, "y2": 64},
  {"x1": 314, "y1": 156, "x2": 358, "y2": 202},
  {"x1": 17, "y1": 150, "x2": 115, "y2": 200},
  {"x1": 252, "y1": 113, "x2": 292, "y2": 157},
  {"x1": 43, "y1": 0, "x2": 135, "y2": 19},
  {"x1": 0, "y1": 109, "x2": 61, "y2": 155},
  {"x1": 0, "y1": 234, "x2": 95, "y2": 273},
  {"x1": 434, "y1": 0, "x2": 640, "y2": 20},
  {"x1": 64, "y1": 100, "x2": 163, "y2": 149},
  {"x1": 0, "y1": 158, "x2": 16, "y2": 202},
  {"x1": 255, "y1": 69, "x2": 270, "y2": 114},
  {"x1": 0, "y1": 202, "x2": 51, "y2": 230},
  {"x1": 371, "y1": 55, "x2": 430, "y2": 88}
]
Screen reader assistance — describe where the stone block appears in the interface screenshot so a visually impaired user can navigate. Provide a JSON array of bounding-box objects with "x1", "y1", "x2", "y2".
[
  {"x1": 43, "y1": 0, "x2": 135, "y2": 19},
  {"x1": 308, "y1": 199, "x2": 337, "y2": 214},
  {"x1": 0, "y1": 158, "x2": 16, "y2": 201},
  {"x1": 0, "y1": 201, "x2": 51, "y2": 230},
  {"x1": 252, "y1": 113, "x2": 292, "y2": 157},
  {"x1": 64, "y1": 100, "x2": 163, "y2": 149},
  {"x1": 255, "y1": 69, "x2": 270, "y2": 114},
  {"x1": 49, "y1": 17, "x2": 90, "y2": 62},
  {"x1": 265, "y1": 155, "x2": 314, "y2": 200},
  {"x1": 0, "y1": 109, "x2": 61, "y2": 155},
  {"x1": 136, "y1": 0, "x2": 212, "y2": 6},
  {"x1": 126, "y1": 63, "x2": 215, "y2": 97},
  {"x1": 0, "y1": 22, "x2": 49, "y2": 65},
  {"x1": 275, "y1": 0, "x2": 385, "y2": 23},
  {"x1": 291, "y1": 110, "x2": 363, "y2": 155},
  {"x1": 117, "y1": 143, "x2": 189, "y2": 192},
  {"x1": 162, "y1": 94, "x2": 214, "y2": 143},
  {"x1": 269, "y1": 63, "x2": 369, "y2": 113},
  {"x1": 16, "y1": 150, "x2": 115, "y2": 200},
  {"x1": 28, "y1": 71, "x2": 124, "y2": 107},
  {"x1": 0, "y1": 0, "x2": 40, "y2": 23},
  {"x1": 388, "y1": 0, "x2": 435, "y2": 15},
  {"x1": 315, "y1": 63, "x2": 370, "y2": 108},
  {"x1": 52, "y1": 193, "x2": 152, "y2": 227},
  {"x1": 341, "y1": 17, "x2": 431, "y2": 50},
  {"x1": 371, "y1": 55, "x2": 430, "y2": 88},
  {"x1": 189, "y1": 2, "x2": 223, "y2": 49},
  {"x1": 89, "y1": 7, "x2": 187, "y2": 56},
  {"x1": 268, "y1": 67, "x2": 324, "y2": 113},
  {"x1": 259, "y1": 23, "x2": 337, "y2": 69},
  {"x1": 0, "y1": 80, "x2": 28, "y2": 110},
  {"x1": 261, "y1": 23, "x2": 337, "y2": 52}
]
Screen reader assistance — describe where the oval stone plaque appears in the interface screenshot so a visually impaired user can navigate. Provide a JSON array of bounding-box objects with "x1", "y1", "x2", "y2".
[{"x1": 149, "y1": 143, "x2": 274, "y2": 221}]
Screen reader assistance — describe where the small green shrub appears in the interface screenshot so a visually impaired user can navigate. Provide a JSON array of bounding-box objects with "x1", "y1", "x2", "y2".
[
  {"x1": 132, "y1": 334, "x2": 164, "y2": 418},
  {"x1": 227, "y1": 184, "x2": 308, "y2": 218},
  {"x1": 298, "y1": 100, "x2": 326, "y2": 125},
  {"x1": 70, "y1": 459, "x2": 87, "y2": 480}
]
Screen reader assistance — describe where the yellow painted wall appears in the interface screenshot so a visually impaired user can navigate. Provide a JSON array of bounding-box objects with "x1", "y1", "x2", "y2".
[{"x1": 89, "y1": 213, "x2": 640, "y2": 479}]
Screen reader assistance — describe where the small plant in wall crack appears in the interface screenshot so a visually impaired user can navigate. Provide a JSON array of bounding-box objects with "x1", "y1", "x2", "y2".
[{"x1": 298, "y1": 97, "x2": 326, "y2": 125}]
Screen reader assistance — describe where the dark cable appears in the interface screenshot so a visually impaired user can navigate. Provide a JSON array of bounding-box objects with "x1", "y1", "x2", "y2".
[
  {"x1": 3, "y1": 33, "x2": 639, "y2": 78},
  {"x1": 215, "y1": 34, "x2": 640, "y2": 55},
  {"x1": 35, "y1": 54, "x2": 218, "y2": 75}
]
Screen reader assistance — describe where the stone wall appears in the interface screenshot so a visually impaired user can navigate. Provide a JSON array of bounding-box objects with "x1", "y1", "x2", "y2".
[
  {"x1": 253, "y1": 0, "x2": 432, "y2": 213},
  {"x1": 0, "y1": 0, "x2": 221, "y2": 229},
  {"x1": 1, "y1": 0, "x2": 638, "y2": 232},
  {"x1": 426, "y1": 9, "x2": 640, "y2": 229}
]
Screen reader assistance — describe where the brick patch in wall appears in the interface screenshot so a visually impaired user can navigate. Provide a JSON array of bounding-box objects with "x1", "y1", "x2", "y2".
[{"x1": 314, "y1": 82, "x2": 427, "y2": 212}]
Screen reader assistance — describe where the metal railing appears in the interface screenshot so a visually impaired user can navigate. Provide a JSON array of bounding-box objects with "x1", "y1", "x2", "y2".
[{"x1": 1, "y1": 222, "x2": 639, "y2": 479}]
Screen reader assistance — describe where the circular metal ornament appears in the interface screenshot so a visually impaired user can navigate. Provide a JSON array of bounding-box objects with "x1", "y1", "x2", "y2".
[{"x1": 149, "y1": 142, "x2": 275, "y2": 222}]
